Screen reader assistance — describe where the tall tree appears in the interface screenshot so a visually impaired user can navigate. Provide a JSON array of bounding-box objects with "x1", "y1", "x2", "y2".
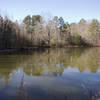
[
  {"x1": 88, "y1": 19, "x2": 100, "y2": 34},
  {"x1": 58, "y1": 17, "x2": 65, "y2": 29},
  {"x1": 23, "y1": 15, "x2": 32, "y2": 33},
  {"x1": 78, "y1": 19, "x2": 88, "y2": 38},
  {"x1": 87, "y1": 19, "x2": 100, "y2": 45},
  {"x1": 79, "y1": 19, "x2": 86, "y2": 25},
  {"x1": 32, "y1": 15, "x2": 41, "y2": 26},
  {"x1": 23, "y1": 15, "x2": 31, "y2": 25},
  {"x1": 53, "y1": 16, "x2": 59, "y2": 28}
]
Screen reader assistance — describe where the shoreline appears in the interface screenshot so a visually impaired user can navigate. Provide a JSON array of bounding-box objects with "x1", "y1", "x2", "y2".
[{"x1": 0, "y1": 46, "x2": 100, "y2": 53}]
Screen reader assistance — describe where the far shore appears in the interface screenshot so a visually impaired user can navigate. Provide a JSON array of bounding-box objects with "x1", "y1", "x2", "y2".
[{"x1": 0, "y1": 46, "x2": 100, "y2": 53}]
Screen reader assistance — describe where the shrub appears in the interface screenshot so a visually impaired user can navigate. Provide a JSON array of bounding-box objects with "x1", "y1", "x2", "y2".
[{"x1": 71, "y1": 34, "x2": 82, "y2": 45}]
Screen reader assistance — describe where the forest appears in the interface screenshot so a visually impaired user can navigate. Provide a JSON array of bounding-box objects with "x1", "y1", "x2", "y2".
[{"x1": 0, "y1": 14, "x2": 100, "y2": 50}]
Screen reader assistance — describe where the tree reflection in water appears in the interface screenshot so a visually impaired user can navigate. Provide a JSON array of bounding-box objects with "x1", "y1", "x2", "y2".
[{"x1": 0, "y1": 48, "x2": 100, "y2": 100}]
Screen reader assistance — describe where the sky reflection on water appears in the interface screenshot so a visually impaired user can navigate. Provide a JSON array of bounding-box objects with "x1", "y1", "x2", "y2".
[{"x1": 0, "y1": 48, "x2": 100, "y2": 100}]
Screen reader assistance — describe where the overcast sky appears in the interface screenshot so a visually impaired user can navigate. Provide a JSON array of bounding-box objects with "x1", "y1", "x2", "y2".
[{"x1": 0, "y1": 0, "x2": 100, "y2": 23}]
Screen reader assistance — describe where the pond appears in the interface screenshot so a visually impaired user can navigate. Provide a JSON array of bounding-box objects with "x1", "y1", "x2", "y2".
[{"x1": 0, "y1": 48, "x2": 100, "y2": 100}]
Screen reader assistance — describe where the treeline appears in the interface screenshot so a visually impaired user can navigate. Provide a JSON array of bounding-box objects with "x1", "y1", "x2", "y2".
[
  {"x1": 0, "y1": 14, "x2": 100, "y2": 50},
  {"x1": 0, "y1": 15, "x2": 33, "y2": 49}
]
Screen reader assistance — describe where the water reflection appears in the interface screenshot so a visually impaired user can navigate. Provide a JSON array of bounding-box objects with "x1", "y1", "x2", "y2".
[{"x1": 0, "y1": 48, "x2": 100, "y2": 100}]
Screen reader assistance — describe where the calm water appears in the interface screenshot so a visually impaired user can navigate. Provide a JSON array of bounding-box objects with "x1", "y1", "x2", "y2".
[{"x1": 0, "y1": 48, "x2": 100, "y2": 100}]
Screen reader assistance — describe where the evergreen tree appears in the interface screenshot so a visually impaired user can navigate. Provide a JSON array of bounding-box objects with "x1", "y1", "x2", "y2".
[
  {"x1": 88, "y1": 19, "x2": 100, "y2": 34},
  {"x1": 23, "y1": 15, "x2": 32, "y2": 33}
]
